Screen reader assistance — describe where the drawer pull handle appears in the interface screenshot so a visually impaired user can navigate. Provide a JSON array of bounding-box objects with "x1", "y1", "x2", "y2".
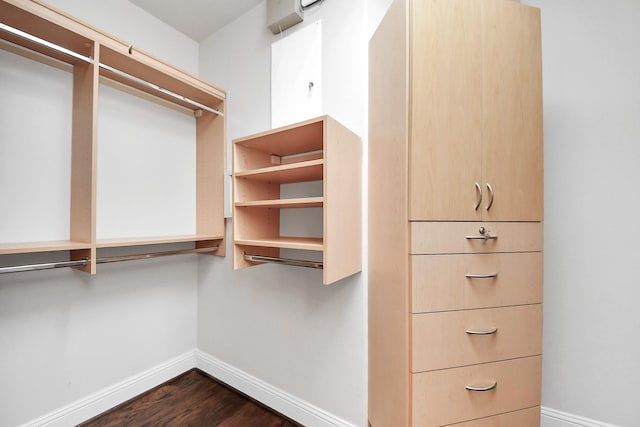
[
  {"x1": 486, "y1": 183, "x2": 495, "y2": 210},
  {"x1": 466, "y1": 381, "x2": 497, "y2": 392},
  {"x1": 465, "y1": 273, "x2": 498, "y2": 279},
  {"x1": 465, "y1": 327, "x2": 498, "y2": 335},
  {"x1": 474, "y1": 182, "x2": 483, "y2": 210},
  {"x1": 465, "y1": 226, "x2": 497, "y2": 240}
]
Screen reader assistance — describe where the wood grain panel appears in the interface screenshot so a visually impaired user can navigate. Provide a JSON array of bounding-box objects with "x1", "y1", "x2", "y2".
[
  {"x1": 69, "y1": 43, "x2": 98, "y2": 273},
  {"x1": 324, "y1": 115, "x2": 361, "y2": 285},
  {"x1": 409, "y1": 0, "x2": 482, "y2": 221},
  {"x1": 234, "y1": 160, "x2": 323, "y2": 184},
  {"x1": 368, "y1": 0, "x2": 411, "y2": 425},
  {"x1": 412, "y1": 252, "x2": 542, "y2": 313},
  {"x1": 448, "y1": 406, "x2": 540, "y2": 427},
  {"x1": 233, "y1": 117, "x2": 324, "y2": 156},
  {"x1": 411, "y1": 221, "x2": 542, "y2": 254},
  {"x1": 481, "y1": 0, "x2": 543, "y2": 221},
  {"x1": 412, "y1": 356, "x2": 542, "y2": 426},
  {"x1": 412, "y1": 304, "x2": 542, "y2": 372},
  {"x1": 197, "y1": 109, "x2": 226, "y2": 256}
]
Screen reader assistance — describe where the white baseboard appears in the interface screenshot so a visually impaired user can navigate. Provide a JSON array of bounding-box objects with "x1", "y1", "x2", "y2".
[
  {"x1": 195, "y1": 349, "x2": 357, "y2": 427},
  {"x1": 18, "y1": 349, "x2": 354, "y2": 427},
  {"x1": 18, "y1": 350, "x2": 197, "y2": 427},
  {"x1": 541, "y1": 407, "x2": 620, "y2": 427}
]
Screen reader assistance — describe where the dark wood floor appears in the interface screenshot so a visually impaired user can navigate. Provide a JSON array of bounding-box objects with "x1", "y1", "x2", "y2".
[{"x1": 79, "y1": 369, "x2": 301, "y2": 427}]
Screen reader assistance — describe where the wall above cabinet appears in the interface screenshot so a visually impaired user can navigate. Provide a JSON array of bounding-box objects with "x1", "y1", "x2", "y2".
[{"x1": 232, "y1": 115, "x2": 361, "y2": 285}]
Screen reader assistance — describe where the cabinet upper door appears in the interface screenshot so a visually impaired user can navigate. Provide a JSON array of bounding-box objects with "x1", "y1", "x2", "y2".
[
  {"x1": 409, "y1": 0, "x2": 483, "y2": 221},
  {"x1": 481, "y1": 0, "x2": 543, "y2": 221}
]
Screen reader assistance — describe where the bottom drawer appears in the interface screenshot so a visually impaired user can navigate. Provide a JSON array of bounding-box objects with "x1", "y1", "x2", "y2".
[
  {"x1": 412, "y1": 356, "x2": 541, "y2": 426},
  {"x1": 449, "y1": 406, "x2": 540, "y2": 426}
]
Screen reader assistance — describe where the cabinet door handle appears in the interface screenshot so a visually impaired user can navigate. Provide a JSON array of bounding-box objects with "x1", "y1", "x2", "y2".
[
  {"x1": 474, "y1": 182, "x2": 483, "y2": 211},
  {"x1": 465, "y1": 327, "x2": 498, "y2": 335},
  {"x1": 486, "y1": 183, "x2": 494, "y2": 210},
  {"x1": 465, "y1": 381, "x2": 497, "y2": 392},
  {"x1": 465, "y1": 226, "x2": 497, "y2": 240},
  {"x1": 465, "y1": 273, "x2": 498, "y2": 279}
]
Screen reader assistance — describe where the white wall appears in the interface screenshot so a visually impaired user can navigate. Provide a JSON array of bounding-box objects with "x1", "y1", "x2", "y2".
[
  {"x1": 521, "y1": 1, "x2": 640, "y2": 426},
  {"x1": 197, "y1": 1, "x2": 367, "y2": 425},
  {"x1": 0, "y1": 2, "x2": 201, "y2": 426},
  {"x1": 45, "y1": 0, "x2": 199, "y2": 75}
]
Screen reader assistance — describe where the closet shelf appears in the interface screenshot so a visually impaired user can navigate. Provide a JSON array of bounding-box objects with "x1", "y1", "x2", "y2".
[
  {"x1": 234, "y1": 159, "x2": 323, "y2": 184},
  {"x1": 234, "y1": 197, "x2": 324, "y2": 209},
  {"x1": 96, "y1": 234, "x2": 224, "y2": 248},
  {"x1": 233, "y1": 115, "x2": 361, "y2": 285},
  {"x1": 235, "y1": 237, "x2": 323, "y2": 251},
  {"x1": 0, "y1": 240, "x2": 91, "y2": 255}
]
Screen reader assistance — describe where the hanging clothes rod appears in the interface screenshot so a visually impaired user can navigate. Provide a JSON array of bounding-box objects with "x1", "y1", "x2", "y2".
[
  {"x1": 243, "y1": 254, "x2": 323, "y2": 269},
  {"x1": 0, "y1": 22, "x2": 93, "y2": 63},
  {"x1": 0, "y1": 246, "x2": 218, "y2": 274},
  {"x1": 0, "y1": 24, "x2": 223, "y2": 117},
  {"x1": 96, "y1": 246, "x2": 217, "y2": 264},
  {"x1": 98, "y1": 63, "x2": 224, "y2": 117},
  {"x1": 0, "y1": 259, "x2": 88, "y2": 275}
]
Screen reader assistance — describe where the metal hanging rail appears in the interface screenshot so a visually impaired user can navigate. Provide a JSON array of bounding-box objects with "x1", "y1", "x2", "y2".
[
  {"x1": 0, "y1": 24, "x2": 223, "y2": 117},
  {"x1": 0, "y1": 22, "x2": 93, "y2": 63},
  {"x1": 243, "y1": 254, "x2": 323, "y2": 269},
  {"x1": 96, "y1": 246, "x2": 217, "y2": 264},
  {"x1": 0, "y1": 259, "x2": 88, "y2": 275},
  {"x1": 98, "y1": 63, "x2": 224, "y2": 117},
  {"x1": 0, "y1": 246, "x2": 218, "y2": 274}
]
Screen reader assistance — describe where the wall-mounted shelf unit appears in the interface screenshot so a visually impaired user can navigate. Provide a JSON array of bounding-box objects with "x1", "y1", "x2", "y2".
[
  {"x1": 232, "y1": 115, "x2": 361, "y2": 285},
  {"x1": 0, "y1": 0, "x2": 226, "y2": 275}
]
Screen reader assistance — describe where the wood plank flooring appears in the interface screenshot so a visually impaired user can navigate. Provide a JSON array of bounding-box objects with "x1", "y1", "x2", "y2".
[{"x1": 79, "y1": 369, "x2": 301, "y2": 427}]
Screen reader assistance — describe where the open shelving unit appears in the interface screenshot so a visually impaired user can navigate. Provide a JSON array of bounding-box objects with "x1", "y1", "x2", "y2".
[
  {"x1": 233, "y1": 115, "x2": 361, "y2": 285},
  {"x1": 0, "y1": 0, "x2": 226, "y2": 275}
]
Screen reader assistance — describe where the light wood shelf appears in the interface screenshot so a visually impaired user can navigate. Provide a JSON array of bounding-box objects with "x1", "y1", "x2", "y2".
[
  {"x1": 233, "y1": 115, "x2": 361, "y2": 285},
  {"x1": 234, "y1": 159, "x2": 323, "y2": 184},
  {"x1": 96, "y1": 234, "x2": 224, "y2": 248},
  {"x1": 0, "y1": 0, "x2": 226, "y2": 273},
  {"x1": 235, "y1": 197, "x2": 324, "y2": 209},
  {"x1": 0, "y1": 240, "x2": 91, "y2": 255},
  {"x1": 235, "y1": 237, "x2": 323, "y2": 251}
]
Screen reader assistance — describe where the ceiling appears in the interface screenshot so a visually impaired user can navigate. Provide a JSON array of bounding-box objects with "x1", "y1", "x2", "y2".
[{"x1": 130, "y1": 0, "x2": 263, "y2": 41}]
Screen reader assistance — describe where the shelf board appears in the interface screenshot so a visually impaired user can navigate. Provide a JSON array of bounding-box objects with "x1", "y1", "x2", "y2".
[
  {"x1": 235, "y1": 237, "x2": 323, "y2": 251},
  {"x1": 234, "y1": 159, "x2": 323, "y2": 184},
  {"x1": 235, "y1": 197, "x2": 324, "y2": 209},
  {"x1": 96, "y1": 234, "x2": 224, "y2": 248},
  {"x1": 0, "y1": 240, "x2": 91, "y2": 255},
  {"x1": 233, "y1": 116, "x2": 324, "y2": 156}
]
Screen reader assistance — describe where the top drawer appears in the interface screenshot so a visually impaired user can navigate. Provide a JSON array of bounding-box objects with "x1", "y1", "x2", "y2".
[{"x1": 411, "y1": 222, "x2": 542, "y2": 254}]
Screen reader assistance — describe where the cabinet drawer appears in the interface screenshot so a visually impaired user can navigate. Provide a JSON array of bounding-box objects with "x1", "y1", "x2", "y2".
[
  {"x1": 412, "y1": 356, "x2": 541, "y2": 427},
  {"x1": 447, "y1": 406, "x2": 540, "y2": 427},
  {"x1": 410, "y1": 222, "x2": 542, "y2": 254},
  {"x1": 412, "y1": 252, "x2": 542, "y2": 313},
  {"x1": 412, "y1": 305, "x2": 542, "y2": 372}
]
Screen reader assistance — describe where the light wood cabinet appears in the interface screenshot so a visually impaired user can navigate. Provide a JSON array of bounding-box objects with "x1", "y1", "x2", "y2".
[
  {"x1": 409, "y1": 0, "x2": 543, "y2": 222},
  {"x1": 232, "y1": 115, "x2": 361, "y2": 285},
  {"x1": 369, "y1": 0, "x2": 543, "y2": 426},
  {"x1": 0, "y1": 0, "x2": 226, "y2": 273}
]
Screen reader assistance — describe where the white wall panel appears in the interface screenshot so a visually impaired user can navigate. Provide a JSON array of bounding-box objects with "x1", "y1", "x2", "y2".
[{"x1": 271, "y1": 20, "x2": 322, "y2": 128}]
